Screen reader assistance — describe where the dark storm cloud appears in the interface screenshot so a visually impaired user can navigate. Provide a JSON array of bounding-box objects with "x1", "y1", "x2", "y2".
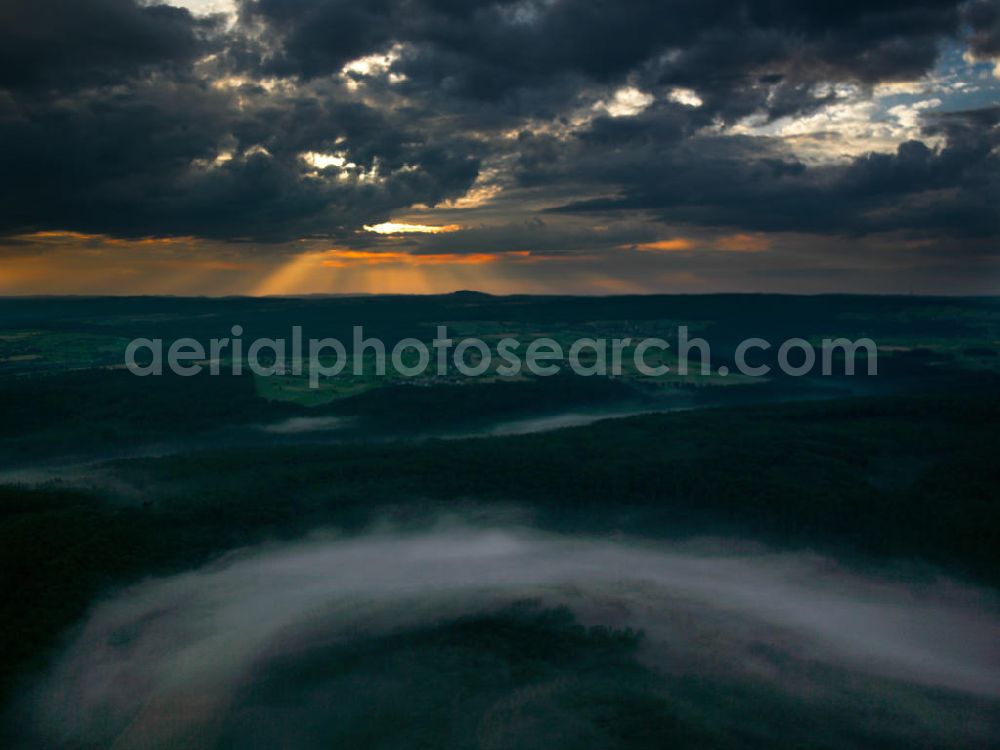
[
  {"x1": 0, "y1": 1, "x2": 482, "y2": 242},
  {"x1": 0, "y1": 0, "x2": 996, "y2": 250},
  {"x1": 0, "y1": 0, "x2": 218, "y2": 93},
  {"x1": 243, "y1": 0, "x2": 963, "y2": 112},
  {"x1": 0, "y1": 61, "x2": 480, "y2": 241},
  {"x1": 965, "y1": 0, "x2": 1000, "y2": 57},
  {"x1": 543, "y1": 104, "x2": 1000, "y2": 238}
]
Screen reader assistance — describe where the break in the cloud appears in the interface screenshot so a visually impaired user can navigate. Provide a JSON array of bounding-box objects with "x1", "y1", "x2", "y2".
[{"x1": 0, "y1": 0, "x2": 998, "y2": 294}]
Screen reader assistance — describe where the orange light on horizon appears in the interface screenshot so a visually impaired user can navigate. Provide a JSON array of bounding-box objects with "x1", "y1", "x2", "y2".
[
  {"x1": 319, "y1": 250, "x2": 502, "y2": 267},
  {"x1": 715, "y1": 233, "x2": 771, "y2": 252},
  {"x1": 625, "y1": 238, "x2": 697, "y2": 252},
  {"x1": 623, "y1": 234, "x2": 771, "y2": 253},
  {"x1": 252, "y1": 247, "x2": 553, "y2": 295},
  {"x1": 17, "y1": 230, "x2": 199, "y2": 247}
]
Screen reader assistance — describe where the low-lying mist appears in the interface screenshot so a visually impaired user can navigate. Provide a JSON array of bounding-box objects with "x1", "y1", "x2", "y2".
[{"x1": 17, "y1": 517, "x2": 1000, "y2": 749}]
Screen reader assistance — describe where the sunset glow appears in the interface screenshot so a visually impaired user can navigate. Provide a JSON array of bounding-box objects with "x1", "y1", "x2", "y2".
[
  {"x1": 363, "y1": 223, "x2": 464, "y2": 235},
  {"x1": 0, "y1": 0, "x2": 996, "y2": 295}
]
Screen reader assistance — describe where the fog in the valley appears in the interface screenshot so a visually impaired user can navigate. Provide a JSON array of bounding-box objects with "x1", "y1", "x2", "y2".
[
  {"x1": 18, "y1": 518, "x2": 1000, "y2": 748},
  {"x1": 257, "y1": 416, "x2": 351, "y2": 435}
]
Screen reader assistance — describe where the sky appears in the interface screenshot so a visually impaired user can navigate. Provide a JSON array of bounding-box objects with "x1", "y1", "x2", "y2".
[{"x1": 0, "y1": 0, "x2": 998, "y2": 295}]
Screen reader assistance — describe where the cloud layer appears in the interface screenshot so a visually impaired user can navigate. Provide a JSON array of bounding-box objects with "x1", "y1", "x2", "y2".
[{"x1": 1, "y1": 0, "x2": 998, "y2": 292}]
